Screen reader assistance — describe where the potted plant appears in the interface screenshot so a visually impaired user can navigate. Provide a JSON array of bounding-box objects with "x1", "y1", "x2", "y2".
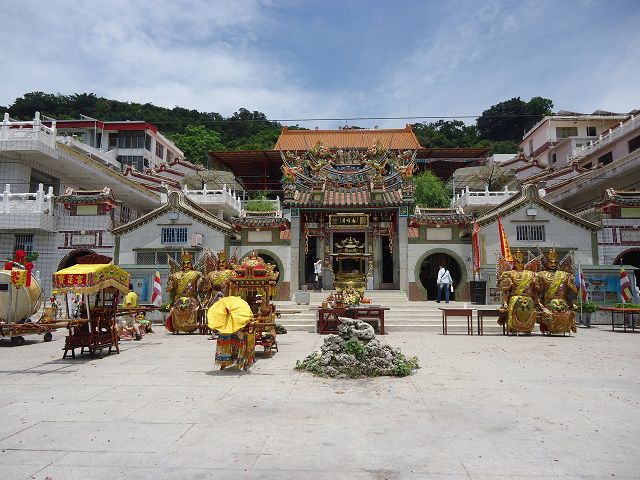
[
  {"x1": 574, "y1": 301, "x2": 597, "y2": 327},
  {"x1": 158, "y1": 302, "x2": 171, "y2": 324}
]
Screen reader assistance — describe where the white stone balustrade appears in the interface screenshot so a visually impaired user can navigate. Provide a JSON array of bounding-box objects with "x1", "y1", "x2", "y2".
[
  {"x1": 0, "y1": 183, "x2": 55, "y2": 215},
  {"x1": 1, "y1": 112, "x2": 57, "y2": 148},
  {"x1": 180, "y1": 183, "x2": 242, "y2": 215},
  {"x1": 57, "y1": 135, "x2": 120, "y2": 168},
  {"x1": 451, "y1": 186, "x2": 517, "y2": 210},
  {"x1": 569, "y1": 114, "x2": 638, "y2": 161}
]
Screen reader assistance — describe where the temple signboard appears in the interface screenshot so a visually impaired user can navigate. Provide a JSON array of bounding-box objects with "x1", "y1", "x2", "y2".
[{"x1": 329, "y1": 213, "x2": 369, "y2": 228}]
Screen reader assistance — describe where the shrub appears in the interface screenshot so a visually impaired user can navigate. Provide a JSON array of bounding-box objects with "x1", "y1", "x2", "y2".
[{"x1": 574, "y1": 301, "x2": 597, "y2": 313}]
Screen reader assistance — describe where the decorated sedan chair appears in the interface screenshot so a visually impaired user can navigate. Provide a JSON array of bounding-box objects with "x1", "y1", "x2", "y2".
[{"x1": 229, "y1": 251, "x2": 279, "y2": 356}]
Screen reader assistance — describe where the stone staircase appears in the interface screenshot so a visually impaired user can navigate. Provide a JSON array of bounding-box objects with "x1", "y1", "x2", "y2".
[{"x1": 274, "y1": 290, "x2": 504, "y2": 334}]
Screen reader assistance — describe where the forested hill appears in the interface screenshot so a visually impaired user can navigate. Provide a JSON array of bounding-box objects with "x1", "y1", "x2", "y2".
[
  {"x1": 3, "y1": 92, "x2": 284, "y2": 151},
  {"x1": 3, "y1": 92, "x2": 554, "y2": 164}
]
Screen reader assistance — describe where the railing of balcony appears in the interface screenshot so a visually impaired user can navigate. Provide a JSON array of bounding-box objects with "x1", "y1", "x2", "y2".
[
  {"x1": 0, "y1": 112, "x2": 57, "y2": 148},
  {"x1": 240, "y1": 196, "x2": 282, "y2": 218},
  {"x1": 569, "y1": 114, "x2": 638, "y2": 161},
  {"x1": 0, "y1": 183, "x2": 55, "y2": 215},
  {"x1": 451, "y1": 186, "x2": 517, "y2": 207},
  {"x1": 177, "y1": 184, "x2": 243, "y2": 212}
]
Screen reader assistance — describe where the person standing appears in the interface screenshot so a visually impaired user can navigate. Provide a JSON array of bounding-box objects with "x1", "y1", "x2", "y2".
[
  {"x1": 120, "y1": 284, "x2": 142, "y2": 340},
  {"x1": 436, "y1": 264, "x2": 452, "y2": 303},
  {"x1": 313, "y1": 258, "x2": 323, "y2": 291}
]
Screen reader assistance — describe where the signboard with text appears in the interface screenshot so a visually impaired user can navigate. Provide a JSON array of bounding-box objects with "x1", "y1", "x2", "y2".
[{"x1": 328, "y1": 213, "x2": 369, "y2": 228}]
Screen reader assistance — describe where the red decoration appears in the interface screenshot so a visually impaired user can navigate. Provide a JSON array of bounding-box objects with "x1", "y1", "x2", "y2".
[
  {"x1": 24, "y1": 261, "x2": 33, "y2": 287},
  {"x1": 14, "y1": 250, "x2": 27, "y2": 263},
  {"x1": 4, "y1": 261, "x2": 13, "y2": 270}
]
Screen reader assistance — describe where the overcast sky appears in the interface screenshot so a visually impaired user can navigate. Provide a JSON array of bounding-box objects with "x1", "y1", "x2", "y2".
[{"x1": 1, "y1": 0, "x2": 638, "y2": 128}]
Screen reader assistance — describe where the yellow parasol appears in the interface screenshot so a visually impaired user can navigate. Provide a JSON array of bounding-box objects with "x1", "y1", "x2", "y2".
[{"x1": 207, "y1": 296, "x2": 253, "y2": 334}]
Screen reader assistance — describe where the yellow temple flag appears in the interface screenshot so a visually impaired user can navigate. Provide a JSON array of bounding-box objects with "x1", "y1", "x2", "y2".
[{"x1": 497, "y1": 216, "x2": 513, "y2": 262}]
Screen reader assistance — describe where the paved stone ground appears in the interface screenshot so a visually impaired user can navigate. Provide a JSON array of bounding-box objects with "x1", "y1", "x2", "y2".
[{"x1": 0, "y1": 326, "x2": 638, "y2": 479}]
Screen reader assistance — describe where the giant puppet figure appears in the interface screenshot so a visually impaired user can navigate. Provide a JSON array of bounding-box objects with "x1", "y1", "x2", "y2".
[
  {"x1": 537, "y1": 248, "x2": 577, "y2": 335},
  {"x1": 166, "y1": 251, "x2": 203, "y2": 333},
  {"x1": 497, "y1": 249, "x2": 540, "y2": 334}
]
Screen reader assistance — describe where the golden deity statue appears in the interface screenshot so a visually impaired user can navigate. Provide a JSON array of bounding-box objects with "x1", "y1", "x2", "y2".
[
  {"x1": 498, "y1": 249, "x2": 540, "y2": 334},
  {"x1": 166, "y1": 251, "x2": 203, "y2": 333},
  {"x1": 537, "y1": 248, "x2": 577, "y2": 335}
]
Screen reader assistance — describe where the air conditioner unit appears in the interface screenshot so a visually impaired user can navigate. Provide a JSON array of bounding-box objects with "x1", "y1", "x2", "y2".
[{"x1": 192, "y1": 232, "x2": 203, "y2": 247}]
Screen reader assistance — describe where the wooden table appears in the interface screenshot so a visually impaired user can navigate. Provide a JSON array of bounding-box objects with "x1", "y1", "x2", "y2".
[
  {"x1": 317, "y1": 306, "x2": 388, "y2": 334},
  {"x1": 439, "y1": 308, "x2": 473, "y2": 335},
  {"x1": 598, "y1": 307, "x2": 640, "y2": 332},
  {"x1": 476, "y1": 308, "x2": 504, "y2": 335}
]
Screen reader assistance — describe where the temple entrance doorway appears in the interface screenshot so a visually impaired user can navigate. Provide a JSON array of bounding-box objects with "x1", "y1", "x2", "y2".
[
  {"x1": 615, "y1": 249, "x2": 640, "y2": 289},
  {"x1": 331, "y1": 232, "x2": 366, "y2": 273},
  {"x1": 379, "y1": 235, "x2": 394, "y2": 287},
  {"x1": 418, "y1": 252, "x2": 462, "y2": 300},
  {"x1": 304, "y1": 238, "x2": 319, "y2": 287}
]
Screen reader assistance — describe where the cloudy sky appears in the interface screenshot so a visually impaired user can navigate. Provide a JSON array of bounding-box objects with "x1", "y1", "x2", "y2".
[{"x1": 1, "y1": 0, "x2": 638, "y2": 128}]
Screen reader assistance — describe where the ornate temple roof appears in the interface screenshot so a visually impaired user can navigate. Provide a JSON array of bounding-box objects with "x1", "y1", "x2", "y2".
[
  {"x1": 596, "y1": 188, "x2": 640, "y2": 208},
  {"x1": 410, "y1": 207, "x2": 472, "y2": 225},
  {"x1": 232, "y1": 215, "x2": 290, "y2": 229},
  {"x1": 274, "y1": 125, "x2": 421, "y2": 150},
  {"x1": 292, "y1": 188, "x2": 404, "y2": 207},
  {"x1": 57, "y1": 187, "x2": 118, "y2": 206}
]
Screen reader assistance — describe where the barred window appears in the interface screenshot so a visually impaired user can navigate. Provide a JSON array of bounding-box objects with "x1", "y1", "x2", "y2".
[
  {"x1": 516, "y1": 224, "x2": 545, "y2": 242},
  {"x1": 136, "y1": 250, "x2": 188, "y2": 265},
  {"x1": 161, "y1": 227, "x2": 188, "y2": 244},
  {"x1": 14, "y1": 234, "x2": 34, "y2": 253}
]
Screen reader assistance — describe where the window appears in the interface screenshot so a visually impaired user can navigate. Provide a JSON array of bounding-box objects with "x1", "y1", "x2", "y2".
[
  {"x1": 161, "y1": 227, "x2": 188, "y2": 244},
  {"x1": 586, "y1": 126, "x2": 597, "y2": 137},
  {"x1": 628, "y1": 135, "x2": 640, "y2": 153},
  {"x1": 108, "y1": 134, "x2": 117, "y2": 148},
  {"x1": 145, "y1": 134, "x2": 152, "y2": 151},
  {"x1": 14, "y1": 234, "x2": 34, "y2": 253},
  {"x1": 29, "y1": 168, "x2": 60, "y2": 195},
  {"x1": 598, "y1": 152, "x2": 613, "y2": 166},
  {"x1": 551, "y1": 153, "x2": 557, "y2": 164},
  {"x1": 528, "y1": 139, "x2": 534, "y2": 155},
  {"x1": 118, "y1": 155, "x2": 144, "y2": 171},
  {"x1": 115, "y1": 131, "x2": 145, "y2": 148},
  {"x1": 156, "y1": 143, "x2": 164, "y2": 160},
  {"x1": 136, "y1": 250, "x2": 183, "y2": 265},
  {"x1": 516, "y1": 224, "x2": 545, "y2": 242},
  {"x1": 556, "y1": 127, "x2": 578, "y2": 139}
]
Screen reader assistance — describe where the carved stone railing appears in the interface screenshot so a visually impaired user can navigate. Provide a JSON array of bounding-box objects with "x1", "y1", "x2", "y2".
[
  {"x1": 175, "y1": 184, "x2": 243, "y2": 214},
  {"x1": 0, "y1": 183, "x2": 55, "y2": 215},
  {"x1": 451, "y1": 186, "x2": 517, "y2": 209},
  {"x1": 0, "y1": 112, "x2": 57, "y2": 148}
]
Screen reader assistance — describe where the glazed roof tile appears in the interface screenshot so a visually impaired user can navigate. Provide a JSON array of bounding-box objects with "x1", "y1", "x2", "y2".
[
  {"x1": 290, "y1": 188, "x2": 404, "y2": 207},
  {"x1": 275, "y1": 126, "x2": 421, "y2": 150}
]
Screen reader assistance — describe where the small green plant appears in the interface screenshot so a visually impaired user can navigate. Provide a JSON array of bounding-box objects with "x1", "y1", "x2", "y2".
[
  {"x1": 615, "y1": 302, "x2": 640, "y2": 309},
  {"x1": 343, "y1": 338, "x2": 366, "y2": 361},
  {"x1": 574, "y1": 301, "x2": 597, "y2": 313}
]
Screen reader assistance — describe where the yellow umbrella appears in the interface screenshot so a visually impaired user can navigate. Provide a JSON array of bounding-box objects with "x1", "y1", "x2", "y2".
[{"x1": 207, "y1": 296, "x2": 253, "y2": 334}]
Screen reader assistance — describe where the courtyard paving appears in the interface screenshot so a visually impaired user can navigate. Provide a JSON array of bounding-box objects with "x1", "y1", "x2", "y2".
[{"x1": 0, "y1": 325, "x2": 638, "y2": 479}]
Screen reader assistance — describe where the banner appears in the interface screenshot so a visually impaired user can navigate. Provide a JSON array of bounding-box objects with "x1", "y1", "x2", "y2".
[
  {"x1": 151, "y1": 271, "x2": 162, "y2": 307},
  {"x1": 497, "y1": 216, "x2": 513, "y2": 262},
  {"x1": 620, "y1": 267, "x2": 632, "y2": 302},
  {"x1": 575, "y1": 264, "x2": 588, "y2": 302},
  {"x1": 471, "y1": 220, "x2": 481, "y2": 273}
]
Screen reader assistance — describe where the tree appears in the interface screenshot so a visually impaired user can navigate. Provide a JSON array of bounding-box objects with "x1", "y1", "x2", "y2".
[
  {"x1": 182, "y1": 169, "x2": 239, "y2": 190},
  {"x1": 471, "y1": 165, "x2": 515, "y2": 190},
  {"x1": 476, "y1": 96, "x2": 553, "y2": 142},
  {"x1": 412, "y1": 120, "x2": 480, "y2": 148},
  {"x1": 170, "y1": 125, "x2": 225, "y2": 165},
  {"x1": 414, "y1": 170, "x2": 450, "y2": 208}
]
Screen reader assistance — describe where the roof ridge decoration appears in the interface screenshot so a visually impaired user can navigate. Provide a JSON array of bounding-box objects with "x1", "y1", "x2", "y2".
[
  {"x1": 281, "y1": 140, "x2": 416, "y2": 207},
  {"x1": 112, "y1": 190, "x2": 232, "y2": 236}
]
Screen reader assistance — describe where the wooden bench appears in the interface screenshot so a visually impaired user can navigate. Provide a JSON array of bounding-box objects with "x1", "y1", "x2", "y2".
[
  {"x1": 476, "y1": 308, "x2": 505, "y2": 335},
  {"x1": 439, "y1": 308, "x2": 473, "y2": 335}
]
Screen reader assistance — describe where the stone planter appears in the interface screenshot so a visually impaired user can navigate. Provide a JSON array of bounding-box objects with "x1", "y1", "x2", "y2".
[
  {"x1": 295, "y1": 291, "x2": 310, "y2": 305},
  {"x1": 577, "y1": 312, "x2": 592, "y2": 327}
]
